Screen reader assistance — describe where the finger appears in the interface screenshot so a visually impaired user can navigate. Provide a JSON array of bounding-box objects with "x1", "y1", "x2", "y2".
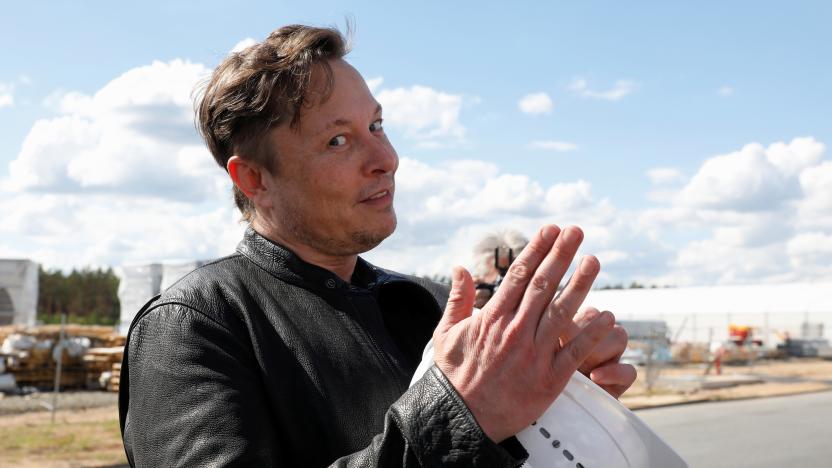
[
  {"x1": 484, "y1": 224, "x2": 559, "y2": 321},
  {"x1": 578, "y1": 325, "x2": 628, "y2": 375},
  {"x1": 558, "y1": 306, "x2": 601, "y2": 346},
  {"x1": 436, "y1": 266, "x2": 475, "y2": 335},
  {"x1": 534, "y1": 255, "x2": 599, "y2": 348},
  {"x1": 563, "y1": 306, "x2": 602, "y2": 343},
  {"x1": 550, "y1": 310, "x2": 615, "y2": 382},
  {"x1": 513, "y1": 226, "x2": 583, "y2": 338},
  {"x1": 589, "y1": 363, "x2": 637, "y2": 398}
]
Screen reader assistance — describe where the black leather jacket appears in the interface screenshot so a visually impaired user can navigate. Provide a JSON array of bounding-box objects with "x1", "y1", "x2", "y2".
[{"x1": 119, "y1": 228, "x2": 527, "y2": 467}]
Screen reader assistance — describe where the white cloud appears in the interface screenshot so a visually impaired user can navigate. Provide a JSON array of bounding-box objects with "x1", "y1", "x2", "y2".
[
  {"x1": 717, "y1": 85, "x2": 734, "y2": 96},
  {"x1": 797, "y1": 160, "x2": 832, "y2": 229},
  {"x1": 0, "y1": 82, "x2": 14, "y2": 108},
  {"x1": 569, "y1": 78, "x2": 636, "y2": 101},
  {"x1": 3, "y1": 54, "x2": 831, "y2": 289},
  {"x1": 518, "y1": 92, "x2": 553, "y2": 115},
  {"x1": 0, "y1": 191, "x2": 244, "y2": 270},
  {"x1": 636, "y1": 136, "x2": 831, "y2": 285},
  {"x1": 374, "y1": 85, "x2": 466, "y2": 146},
  {"x1": 366, "y1": 76, "x2": 384, "y2": 94},
  {"x1": 7, "y1": 59, "x2": 218, "y2": 201},
  {"x1": 677, "y1": 142, "x2": 799, "y2": 211},
  {"x1": 766, "y1": 136, "x2": 825, "y2": 177},
  {"x1": 230, "y1": 38, "x2": 257, "y2": 54},
  {"x1": 647, "y1": 168, "x2": 685, "y2": 186},
  {"x1": 787, "y1": 232, "x2": 832, "y2": 278},
  {"x1": 528, "y1": 140, "x2": 578, "y2": 152}
]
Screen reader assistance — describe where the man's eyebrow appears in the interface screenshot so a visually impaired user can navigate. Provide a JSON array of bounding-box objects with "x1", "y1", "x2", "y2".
[{"x1": 323, "y1": 105, "x2": 383, "y2": 130}]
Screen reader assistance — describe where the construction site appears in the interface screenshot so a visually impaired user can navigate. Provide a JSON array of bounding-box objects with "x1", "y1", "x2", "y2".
[{"x1": 0, "y1": 267, "x2": 831, "y2": 466}]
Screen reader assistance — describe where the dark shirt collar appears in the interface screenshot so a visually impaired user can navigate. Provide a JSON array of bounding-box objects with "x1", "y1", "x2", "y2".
[{"x1": 236, "y1": 226, "x2": 383, "y2": 293}]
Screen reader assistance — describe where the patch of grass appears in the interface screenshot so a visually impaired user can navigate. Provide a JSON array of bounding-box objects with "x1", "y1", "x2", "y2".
[{"x1": 0, "y1": 415, "x2": 127, "y2": 465}]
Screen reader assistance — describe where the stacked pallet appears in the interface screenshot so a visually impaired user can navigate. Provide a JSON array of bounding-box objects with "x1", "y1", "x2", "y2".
[
  {"x1": 3, "y1": 338, "x2": 87, "y2": 389},
  {"x1": 82, "y1": 346, "x2": 124, "y2": 391},
  {"x1": 111, "y1": 362, "x2": 122, "y2": 392},
  {"x1": 0, "y1": 326, "x2": 126, "y2": 391}
]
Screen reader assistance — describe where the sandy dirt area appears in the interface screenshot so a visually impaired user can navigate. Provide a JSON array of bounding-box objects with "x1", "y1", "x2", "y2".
[
  {"x1": 623, "y1": 357, "x2": 832, "y2": 409},
  {"x1": 1, "y1": 358, "x2": 830, "y2": 465}
]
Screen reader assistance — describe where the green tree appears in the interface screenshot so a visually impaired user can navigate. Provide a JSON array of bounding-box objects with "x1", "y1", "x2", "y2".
[{"x1": 37, "y1": 267, "x2": 120, "y2": 325}]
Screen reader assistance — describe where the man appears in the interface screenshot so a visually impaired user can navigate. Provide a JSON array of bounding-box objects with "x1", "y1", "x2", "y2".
[{"x1": 119, "y1": 24, "x2": 635, "y2": 467}]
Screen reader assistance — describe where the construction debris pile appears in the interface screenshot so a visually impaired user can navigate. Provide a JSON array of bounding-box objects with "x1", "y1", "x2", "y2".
[{"x1": 0, "y1": 325, "x2": 124, "y2": 392}]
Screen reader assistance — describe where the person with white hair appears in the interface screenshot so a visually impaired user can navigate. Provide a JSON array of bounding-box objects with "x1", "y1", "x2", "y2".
[{"x1": 472, "y1": 229, "x2": 529, "y2": 308}]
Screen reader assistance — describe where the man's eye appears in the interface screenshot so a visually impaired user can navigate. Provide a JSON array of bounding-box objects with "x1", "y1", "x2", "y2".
[
  {"x1": 369, "y1": 119, "x2": 384, "y2": 132},
  {"x1": 328, "y1": 135, "x2": 347, "y2": 147}
]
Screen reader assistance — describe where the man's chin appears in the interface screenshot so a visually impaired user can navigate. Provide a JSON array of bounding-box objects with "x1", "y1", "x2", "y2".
[{"x1": 352, "y1": 216, "x2": 396, "y2": 253}]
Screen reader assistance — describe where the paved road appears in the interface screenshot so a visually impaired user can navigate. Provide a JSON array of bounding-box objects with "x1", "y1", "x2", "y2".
[{"x1": 636, "y1": 391, "x2": 832, "y2": 468}]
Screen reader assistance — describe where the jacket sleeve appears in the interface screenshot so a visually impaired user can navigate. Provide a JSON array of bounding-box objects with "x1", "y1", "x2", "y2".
[
  {"x1": 332, "y1": 365, "x2": 528, "y2": 467},
  {"x1": 120, "y1": 303, "x2": 527, "y2": 468}
]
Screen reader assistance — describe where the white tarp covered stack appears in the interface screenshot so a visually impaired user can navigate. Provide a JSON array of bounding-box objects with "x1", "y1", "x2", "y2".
[
  {"x1": 586, "y1": 281, "x2": 832, "y2": 346},
  {"x1": 117, "y1": 261, "x2": 207, "y2": 335},
  {"x1": 161, "y1": 261, "x2": 206, "y2": 291},
  {"x1": 0, "y1": 259, "x2": 39, "y2": 326},
  {"x1": 116, "y1": 263, "x2": 162, "y2": 335}
]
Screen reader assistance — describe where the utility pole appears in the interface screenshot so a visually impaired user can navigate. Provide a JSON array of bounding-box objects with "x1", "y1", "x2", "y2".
[{"x1": 51, "y1": 313, "x2": 67, "y2": 424}]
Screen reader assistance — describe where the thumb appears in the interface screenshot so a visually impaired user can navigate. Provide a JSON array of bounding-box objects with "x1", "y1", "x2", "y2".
[{"x1": 438, "y1": 266, "x2": 475, "y2": 334}]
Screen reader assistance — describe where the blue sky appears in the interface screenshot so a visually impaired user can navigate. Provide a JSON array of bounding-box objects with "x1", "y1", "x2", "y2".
[{"x1": 2, "y1": 1, "x2": 831, "y2": 286}]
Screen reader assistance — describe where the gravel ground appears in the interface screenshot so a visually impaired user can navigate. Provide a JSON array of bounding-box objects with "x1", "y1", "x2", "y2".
[{"x1": 0, "y1": 390, "x2": 118, "y2": 416}]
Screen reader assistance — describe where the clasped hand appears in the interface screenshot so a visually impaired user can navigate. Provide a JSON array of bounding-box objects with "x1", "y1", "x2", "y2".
[{"x1": 433, "y1": 225, "x2": 636, "y2": 443}]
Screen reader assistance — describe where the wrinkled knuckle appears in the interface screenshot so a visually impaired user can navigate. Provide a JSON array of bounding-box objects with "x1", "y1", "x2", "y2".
[
  {"x1": 525, "y1": 240, "x2": 549, "y2": 258},
  {"x1": 552, "y1": 245, "x2": 575, "y2": 264},
  {"x1": 546, "y1": 306, "x2": 566, "y2": 328},
  {"x1": 530, "y1": 274, "x2": 549, "y2": 292},
  {"x1": 507, "y1": 262, "x2": 531, "y2": 283},
  {"x1": 448, "y1": 291, "x2": 465, "y2": 303}
]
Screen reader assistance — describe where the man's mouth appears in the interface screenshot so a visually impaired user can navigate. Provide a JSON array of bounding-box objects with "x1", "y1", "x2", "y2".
[
  {"x1": 366, "y1": 190, "x2": 389, "y2": 201},
  {"x1": 360, "y1": 187, "x2": 394, "y2": 203}
]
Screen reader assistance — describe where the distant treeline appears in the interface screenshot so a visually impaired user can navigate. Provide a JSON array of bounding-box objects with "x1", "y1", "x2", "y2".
[
  {"x1": 597, "y1": 281, "x2": 669, "y2": 290},
  {"x1": 422, "y1": 275, "x2": 668, "y2": 290},
  {"x1": 37, "y1": 267, "x2": 120, "y2": 325}
]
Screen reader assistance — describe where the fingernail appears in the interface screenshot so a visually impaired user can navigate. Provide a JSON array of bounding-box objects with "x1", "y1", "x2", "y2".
[
  {"x1": 579, "y1": 256, "x2": 598, "y2": 275},
  {"x1": 601, "y1": 311, "x2": 614, "y2": 325},
  {"x1": 540, "y1": 225, "x2": 557, "y2": 242},
  {"x1": 563, "y1": 226, "x2": 582, "y2": 243}
]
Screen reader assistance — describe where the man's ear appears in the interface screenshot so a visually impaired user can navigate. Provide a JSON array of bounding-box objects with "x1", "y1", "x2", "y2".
[{"x1": 227, "y1": 156, "x2": 268, "y2": 204}]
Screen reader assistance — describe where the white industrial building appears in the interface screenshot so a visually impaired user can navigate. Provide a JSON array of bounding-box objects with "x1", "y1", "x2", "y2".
[
  {"x1": 0, "y1": 259, "x2": 39, "y2": 327},
  {"x1": 114, "y1": 259, "x2": 831, "y2": 345},
  {"x1": 586, "y1": 281, "x2": 832, "y2": 346},
  {"x1": 116, "y1": 261, "x2": 207, "y2": 335}
]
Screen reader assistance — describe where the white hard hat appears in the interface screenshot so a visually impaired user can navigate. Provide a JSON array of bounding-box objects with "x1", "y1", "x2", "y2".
[{"x1": 411, "y1": 341, "x2": 688, "y2": 468}]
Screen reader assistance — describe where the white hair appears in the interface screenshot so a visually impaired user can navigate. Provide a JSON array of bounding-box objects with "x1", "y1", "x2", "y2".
[{"x1": 472, "y1": 229, "x2": 529, "y2": 279}]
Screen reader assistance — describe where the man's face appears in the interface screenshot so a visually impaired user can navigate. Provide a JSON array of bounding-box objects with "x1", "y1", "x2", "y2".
[{"x1": 259, "y1": 59, "x2": 398, "y2": 256}]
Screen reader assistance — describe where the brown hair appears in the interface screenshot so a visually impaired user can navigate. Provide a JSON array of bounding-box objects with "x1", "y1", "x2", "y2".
[{"x1": 195, "y1": 24, "x2": 350, "y2": 221}]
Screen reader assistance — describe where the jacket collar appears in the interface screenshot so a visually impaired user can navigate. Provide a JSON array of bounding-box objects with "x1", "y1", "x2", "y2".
[{"x1": 236, "y1": 226, "x2": 387, "y2": 293}]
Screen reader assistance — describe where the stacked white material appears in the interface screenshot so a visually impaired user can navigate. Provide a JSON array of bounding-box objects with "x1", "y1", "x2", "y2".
[
  {"x1": 117, "y1": 260, "x2": 208, "y2": 335},
  {"x1": 160, "y1": 261, "x2": 206, "y2": 291},
  {"x1": 0, "y1": 259, "x2": 39, "y2": 326},
  {"x1": 586, "y1": 281, "x2": 832, "y2": 345},
  {"x1": 116, "y1": 264, "x2": 163, "y2": 335}
]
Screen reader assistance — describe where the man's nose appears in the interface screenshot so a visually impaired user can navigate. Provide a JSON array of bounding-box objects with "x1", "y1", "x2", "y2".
[{"x1": 363, "y1": 135, "x2": 398, "y2": 176}]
